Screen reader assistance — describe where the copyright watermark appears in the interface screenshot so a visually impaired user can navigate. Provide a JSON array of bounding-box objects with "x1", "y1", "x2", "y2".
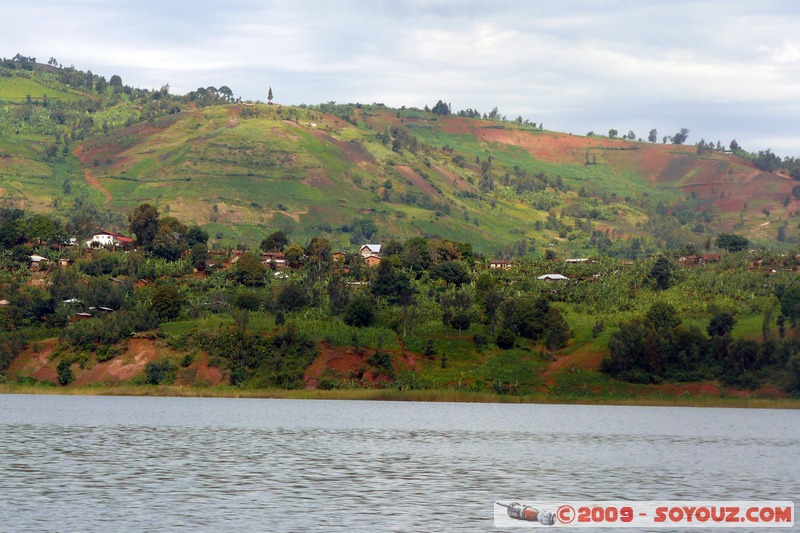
[{"x1": 494, "y1": 500, "x2": 794, "y2": 528}]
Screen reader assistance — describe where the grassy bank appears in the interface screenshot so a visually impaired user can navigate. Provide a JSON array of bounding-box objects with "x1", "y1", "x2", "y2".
[{"x1": 2, "y1": 383, "x2": 798, "y2": 409}]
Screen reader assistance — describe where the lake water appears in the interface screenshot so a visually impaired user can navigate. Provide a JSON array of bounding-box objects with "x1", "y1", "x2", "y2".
[{"x1": 1, "y1": 394, "x2": 797, "y2": 532}]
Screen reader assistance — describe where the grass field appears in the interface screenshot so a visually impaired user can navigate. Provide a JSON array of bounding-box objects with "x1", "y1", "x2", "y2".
[
  {"x1": 0, "y1": 75, "x2": 86, "y2": 103},
  {"x1": 2, "y1": 382, "x2": 797, "y2": 408}
]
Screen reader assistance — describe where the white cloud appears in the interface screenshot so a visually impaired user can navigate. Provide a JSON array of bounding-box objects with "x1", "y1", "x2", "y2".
[{"x1": 3, "y1": 0, "x2": 800, "y2": 154}]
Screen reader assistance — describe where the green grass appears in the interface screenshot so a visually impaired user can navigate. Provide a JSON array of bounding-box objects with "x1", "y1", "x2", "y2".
[
  {"x1": 0, "y1": 75, "x2": 85, "y2": 103},
  {"x1": 3, "y1": 382, "x2": 797, "y2": 408}
]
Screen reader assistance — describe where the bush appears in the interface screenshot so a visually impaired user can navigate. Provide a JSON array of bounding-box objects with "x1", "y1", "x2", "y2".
[
  {"x1": 152, "y1": 285, "x2": 182, "y2": 321},
  {"x1": 343, "y1": 295, "x2": 376, "y2": 328},
  {"x1": 145, "y1": 356, "x2": 177, "y2": 385},
  {"x1": 367, "y1": 350, "x2": 394, "y2": 377},
  {"x1": 496, "y1": 327, "x2": 516, "y2": 349},
  {"x1": 96, "y1": 345, "x2": 121, "y2": 362},
  {"x1": 276, "y1": 282, "x2": 308, "y2": 312},
  {"x1": 57, "y1": 358, "x2": 74, "y2": 386}
]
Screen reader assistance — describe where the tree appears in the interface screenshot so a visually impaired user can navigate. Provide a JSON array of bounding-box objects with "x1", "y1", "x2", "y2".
[
  {"x1": 190, "y1": 243, "x2": 210, "y2": 272},
  {"x1": 544, "y1": 307, "x2": 571, "y2": 350},
  {"x1": 284, "y1": 243, "x2": 305, "y2": 268},
  {"x1": 779, "y1": 286, "x2": 800, "y2": 325},
  {"x1": 648, "y1": 129, "x2": 658, "y2": 143},
  {"x1": 186, "y1": 225, "x2": 209, "y2": 247},
  {"x1": 151, "y1": 284, "x2": 182, "y2": 321},
  {"x1": 382, "y1": 238, "x2": 404, "y2": 257},
  {"x1": 503, "y1": 297, "x2": 550, "y2": 341},
  {"x1": 429, "y1": 260, "x2": 470, "y2": 287},
  {"x1": 268, "y1": 86, "x2": 273, "y2": 103},
  {"x1": 233, "y1": 252, "x2": 266, "y2": 286},
  {"x1": 608, "y1": 128, "x2": 618, "y2": 139},
  {"x1": 707, "y1": 311, "x2": 736, "y2": 337},
  {"x1": 649, "y1": 256, "x2": 673, "y2": 290},
  {"x1": 603, "y1": 318, "x2": 651, "y2": 377},
  {"x1": 261, "y1": 230, "x2": 289, "y2": 252},
  {"x1": 277, "y1": 282, "x2": 308, "y2": 311},
  {"x1": 672, "y1": 128, "x2": 690, "y2": 145},
  {"x1": 402, "y1": 236, "x2": 431, "y2": 272},
  {"x1": 450, "y1": 312, "x2": 471, "y2": 337},
  {"x1": 754, "y1": 149, "x2": 781, "y2": 172},
  {"x1": 128, "y1": 203, "x2": 159, "y2": 249},
  {"x1": 715, "y1": 233, "x2": 749, "y2": 253},
  {"x1": 646, "y1": 302, "x2": 681, "y2": 333},
  {"x1": 344, "y1": 295, "x2": 377, "y2": 327},
  {"x1": 371, "y1": 260, "x2": 412, "y2": 304},
  {"x1": 305, "y1": 236, "x2": 331, "y2": 271},
  {"x1": 730, "y1": 139, "x2": 740, "y2": 152},
  {"x1": 152, "y1": 216, "x2": 188, "y2": 260},
  {"x1": 431, "y1": 100, "x2": 450, "y2": 116}
]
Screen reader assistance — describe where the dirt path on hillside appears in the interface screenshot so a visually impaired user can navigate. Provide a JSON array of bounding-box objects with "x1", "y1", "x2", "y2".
[
  {"x1": 540, "y1": 349, "x2": 605, "y2": 387},
  {"x1": 73, "y1": 146, "x2": 112, "y2": 204}
]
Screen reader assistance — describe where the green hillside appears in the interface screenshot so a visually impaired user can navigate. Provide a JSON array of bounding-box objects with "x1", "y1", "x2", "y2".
[{"x1": 2, "y1": 57, "x2": 799, "y2": 257}]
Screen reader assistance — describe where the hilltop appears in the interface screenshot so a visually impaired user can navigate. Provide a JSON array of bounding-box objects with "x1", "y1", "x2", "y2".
[{"x1": 2, "y1": 56, "x2": 800, "y2": 257}]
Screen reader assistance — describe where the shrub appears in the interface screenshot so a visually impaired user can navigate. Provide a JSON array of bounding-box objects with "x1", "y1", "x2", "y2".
[
  {"x1": 145, "y1": 356, "x2": 177, "y2": 385},
  {"x1": 57, "y1": 358, "x2": 74, "y2": 386},
  {"x1": 343, "y1": 295, "x2": 376, "y2": 328},
  {"x1": 152, "y1": 285, "x2": 182, "y2": 321},
  {"x1": 367, "y1": 350, "x2": 394, "y2": 377},
  {"x1": 496, "y1": 327, "x2": 516, "y2": 349}
]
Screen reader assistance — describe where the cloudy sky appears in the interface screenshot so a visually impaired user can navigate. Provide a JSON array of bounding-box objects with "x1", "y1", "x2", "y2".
[{"x1": 7, "y1": 0, "x2": 800, "y2": 154}]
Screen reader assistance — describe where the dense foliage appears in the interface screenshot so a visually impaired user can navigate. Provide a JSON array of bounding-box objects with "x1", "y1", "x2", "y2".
[
  {"x1": 2, "y1": 57, "x2": 800, "y2": 397},
  {"x1": 2, "y1": 205, "x2": 800, "y2": 397}
]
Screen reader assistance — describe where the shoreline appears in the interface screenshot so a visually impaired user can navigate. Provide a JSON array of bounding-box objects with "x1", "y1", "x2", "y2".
[{"x1": 2, "y1": 384, "x2": 798, "y2": 409}]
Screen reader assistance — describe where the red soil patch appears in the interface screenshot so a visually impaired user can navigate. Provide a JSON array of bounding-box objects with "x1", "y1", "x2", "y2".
[
  {"x1": 73, "y1": 338, "x2": 158, "y2": 385},
  {"x1": 7, "y1": 337, "x2": 224, "y2": 387},
  {"x1": 393, "y1": 165, "x2": 439, "y2": 196},
  {"x1": 438, "y1": 116, "x2": 626, "y2": 164},
  {"x1": 8, "y1": 338, "x2": 60, "y2": 383},
  {"x1": 303, "y1": 341, "x2": 418, "y2": 389},
  {"x1": 73, "y1": 146, "x2": 113, "y2": 204},
  {"x1": 541, "y1": 349, "x2": 605, "y2": 387}
]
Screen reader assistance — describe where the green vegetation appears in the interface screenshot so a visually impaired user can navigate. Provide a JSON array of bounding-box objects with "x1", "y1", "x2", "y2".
[
  {"x1": 3, "y1": 56, "x2": 800, "y2": 403},
  {"x1": 2, "y1": 204, "x2": 800, "y2": 402},
  {"x1": 4, "y1": 56, "x2": 800, "y2": 259}
]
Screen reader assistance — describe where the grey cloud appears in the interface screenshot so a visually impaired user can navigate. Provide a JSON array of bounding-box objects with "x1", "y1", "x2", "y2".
[{"x1": 4, "y1": 0, "x2": 799, "y2": 154}]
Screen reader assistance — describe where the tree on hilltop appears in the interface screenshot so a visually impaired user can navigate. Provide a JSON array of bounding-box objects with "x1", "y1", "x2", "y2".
[
  {"x1": 672, "y1": 127, "x2": 690, "y2": 145},
  {"x1": 268, "y1": 86, "x2": 273, "y2": 103},
  {"x1": 431, "y1": 100, "x2": 450, "y2": 116}
]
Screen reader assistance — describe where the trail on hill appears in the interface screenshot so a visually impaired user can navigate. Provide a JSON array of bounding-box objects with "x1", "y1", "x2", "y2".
[{"x1": 73, "y1": 146, "x2": 112, "y2": 204}]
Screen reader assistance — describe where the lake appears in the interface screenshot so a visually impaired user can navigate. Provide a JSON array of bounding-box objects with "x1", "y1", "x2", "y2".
[{"x1": 1, "y1": 394, "x2": 797, "y2": 532}]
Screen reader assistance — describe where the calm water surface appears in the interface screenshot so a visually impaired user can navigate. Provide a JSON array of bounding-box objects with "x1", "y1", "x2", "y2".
[{"x1": 1, "y1": 394, "x2": 798, "y2": 532}]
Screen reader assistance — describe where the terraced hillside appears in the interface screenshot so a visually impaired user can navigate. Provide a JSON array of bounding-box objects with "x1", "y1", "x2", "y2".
[{"x1": 2, "y1": 60, "x2": 799, "y2": 256}]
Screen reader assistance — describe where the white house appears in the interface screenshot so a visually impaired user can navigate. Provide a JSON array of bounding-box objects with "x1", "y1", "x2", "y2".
[
  {"x1": 360, "y1": 244, "x2": 381, "y2": 258},
  {"x1": 537, "y1": 273, "x2": 569, "y2": 281},
  {"x1": 29, "y1": 255, "x2": 49, "y2": 270},
  {"x1": 85, "y1": 231, "x2": 134, "y2": 249}
]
